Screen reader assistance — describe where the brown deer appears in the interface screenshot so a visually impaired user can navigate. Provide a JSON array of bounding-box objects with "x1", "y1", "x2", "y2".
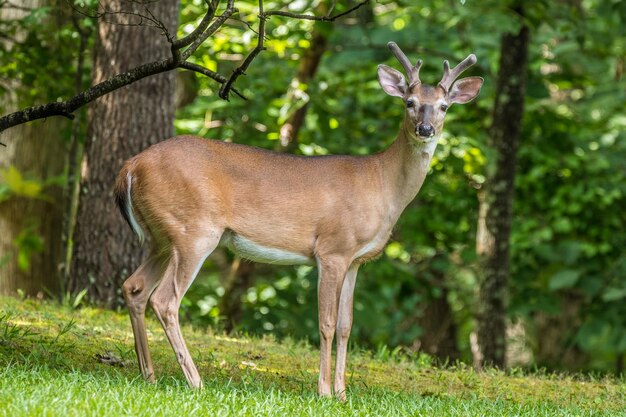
[{"x1": 115, "y1": 42, "x2": 483, "y2": 399}]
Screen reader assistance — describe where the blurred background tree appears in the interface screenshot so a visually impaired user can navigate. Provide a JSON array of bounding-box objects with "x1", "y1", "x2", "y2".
[
  {"x1": 69, "y1": 0, "x2": 179, "y2": 307},
  {"x1": 0, "y1": 1, "x2": 74, "y2": 297},
  {"x1": 0, "y1": 0, "x2": 624, "y2": 374}
]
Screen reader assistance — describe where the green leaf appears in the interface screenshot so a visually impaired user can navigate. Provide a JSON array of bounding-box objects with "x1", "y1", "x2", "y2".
[
  {"x1": 13, "y1": 226, "x2": 44, "y2": 272},
  {"x1": 601, "y1": 287, "x2": 626, "y2": 302},
  {"x1": 0, "y1": 184, "x2": 10, "y2": 203},
  {"x1": 3, "y1": 165, "x2": 23, "y2": 189},
  {"x1": 1, "y1": 166, "x2": 43, "y2": 198},
  {"x1": 72, "y1": 289, "x2": 89, "y2": 309},
  {"x1": 575, "y1": 320, "x2": 604, "y2": 351},
  {"x1": 17, "y1": 251, "x2": 30, "y2": 272},
  {"x1": 548, "y1": 269, "x2": 581, "y2": 291}
]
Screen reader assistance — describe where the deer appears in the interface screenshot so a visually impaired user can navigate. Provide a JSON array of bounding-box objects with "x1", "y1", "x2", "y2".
[{"x1": 114, "y1": 42, "x2": 483, "y2": 400}]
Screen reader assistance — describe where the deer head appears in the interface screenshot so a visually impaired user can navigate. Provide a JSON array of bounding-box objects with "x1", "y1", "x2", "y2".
[{"x1": 377, "y1": 42, "x2": 483, "y2": 142}]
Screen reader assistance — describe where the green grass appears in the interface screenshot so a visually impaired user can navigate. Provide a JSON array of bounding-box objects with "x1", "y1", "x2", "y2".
[{"x1": 1, "y1": 296, "x2": 624, "y2": 416}]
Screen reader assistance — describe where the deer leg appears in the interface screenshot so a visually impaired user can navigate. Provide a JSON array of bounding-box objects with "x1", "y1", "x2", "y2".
[
  {"x1": 316, "y1": 255, "x2": 349, "y2": 397},
  {"x1": 149, "y1": 232, "x2": 222, "y2": 389},
  {"x1": 122, "y1": 254, "x2": 163, "y2": 383},
  {"x1": 334, "y1": 264, "x2": 359, "y2": 401}
]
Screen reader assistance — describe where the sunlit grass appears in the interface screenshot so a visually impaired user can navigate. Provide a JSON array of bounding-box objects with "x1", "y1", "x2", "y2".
[{"x1": 1, "y1": 296, "x2": 624, "y2": 416}]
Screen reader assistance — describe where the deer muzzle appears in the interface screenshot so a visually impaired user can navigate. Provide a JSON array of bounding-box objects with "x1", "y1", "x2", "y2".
[{"x1": 417, "y1": 123, "x2": 435, "y2": 138}]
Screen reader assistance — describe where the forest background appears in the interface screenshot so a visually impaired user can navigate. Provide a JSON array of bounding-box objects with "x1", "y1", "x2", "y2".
[{"x1": 0, "y1": 0, "x2": 624, "y2": 375}]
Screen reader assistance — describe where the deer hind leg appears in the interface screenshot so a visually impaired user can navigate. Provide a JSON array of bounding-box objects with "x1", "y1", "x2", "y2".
[
  {"x1": 334, "y1": 264, "x2": 359, "y2": 401},
  {"x1": 122, "y1": 253, "x2": 164, "y2": 383},
  {"x1": 149, "y1": 230, "x2": 223, "y2": 389},
  {"x1": 316, "y1": 255, "x2": 350, "y2": 397}
]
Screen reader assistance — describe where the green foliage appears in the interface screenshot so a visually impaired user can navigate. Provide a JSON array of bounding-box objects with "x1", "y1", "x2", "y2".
[
  {"x1": 507, "y1": 0, "x2": 626, "y2": 369},
  {"x1": 60, "y1": 288, "x2": 89, "y2": 310},
  {"x1": 12, "y1": 224, "x2": 45, "y2": 272},
  {"x1": 0, "y1": 3, "x2": 91, "y2": 106},
  {"x1": 0, "y1": 165, "x2": 63, "y2": 271},
  {"x1": 0, "y1": 3, "x2": 91, "y2": 278},
  {"x1": 0, "y1": 166, "x2": 43, "y2": 200}
]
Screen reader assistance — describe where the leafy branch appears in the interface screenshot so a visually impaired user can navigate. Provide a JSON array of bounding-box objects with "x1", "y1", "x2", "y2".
[
  {"x1": 0, "y1": 0, "x2": 369, "y2": 139},
  {"x1": 219, "y1": 0, "x2": 369, "y2": 100}
]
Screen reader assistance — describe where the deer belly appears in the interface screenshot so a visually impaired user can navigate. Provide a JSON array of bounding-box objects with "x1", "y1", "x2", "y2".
[
  {"x1": 353, "y1": 231, "x2": 391, "y2": 262},
  {"x1": 222, "y1": 232, "x2": 312, "y2": 265}
]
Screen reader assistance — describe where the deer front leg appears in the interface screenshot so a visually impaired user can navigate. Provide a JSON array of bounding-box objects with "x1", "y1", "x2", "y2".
[
  {"x1": 316, "y1": 255, "x2": 349, "y2": 397},
  {"x1": 334, "y1": 264, "x2": 359, "y2": 401}
]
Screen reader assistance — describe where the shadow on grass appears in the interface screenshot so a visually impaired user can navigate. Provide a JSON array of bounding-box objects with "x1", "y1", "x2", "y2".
[{"x1": 0, "y1": 311, "x2": 320, "y2": 395}]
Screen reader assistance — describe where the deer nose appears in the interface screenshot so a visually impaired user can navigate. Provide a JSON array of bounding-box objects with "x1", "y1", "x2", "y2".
[{"x1": 417, "y1": 124, "x2": 435, "y2": 138}]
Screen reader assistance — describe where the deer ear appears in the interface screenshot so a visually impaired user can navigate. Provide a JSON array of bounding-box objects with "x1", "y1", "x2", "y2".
[
  {"x1": 377, "y1": 64, "x2": 408, "y2": 98},
  {"x1": 448, "y1": 77, "x2": 484, "y2": 104}
]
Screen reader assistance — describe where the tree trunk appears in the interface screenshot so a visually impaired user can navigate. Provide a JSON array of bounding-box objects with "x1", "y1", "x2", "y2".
[
  {"x1": 475, "y1": 13, "x2": 529, "y2": 369},
  {"x1": 70, "y1": 0, "x2": 179, "y2": 307},
  {"x1": 533, "y1": 295, "x2": 587, "y2": 370},
  {"x1": 0, "y1": 1, "x2": 67, "y2": 297},
  {"x1": 0, "y1": 117, "x2": 67, "y2": 297},
  {"x1": 416, "y1": 285, "x2": 460, "y2": 362}
]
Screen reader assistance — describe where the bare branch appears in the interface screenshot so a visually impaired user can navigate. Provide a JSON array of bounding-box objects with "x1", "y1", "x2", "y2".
[
  {"x1": 0, "y1": 58, "x2": 176, "y2": 133},
  {"x1": 181, "y1": 0, "x2": 237, "y2": 60},
  {"x1": 0, "y1": 0, "x2": 370, "y2": 136},
  {"x1": 229, "y1": 16, "x2": 259, "y2": 34},
  {"x1": 219, "y1": 0, "x2": 265, "y2": 100},
  {"x1": 218, "y1": 0, "x2": 369, "y2": 100},
  {"x1": 142, "y1": 4, "x2": 173, "y2": 42},
  {"x1": 172, "y1": 0, "x2": 217, "y2": 50},
  {"x1": 265, "y1": 0, "x2": 369, "y2": 22},
  {"x1": 68, "y1": 0, "x2": 173, "y2": 40},
  {"x1": 179, "y1": 61, "x2": 246, "y2": 99},
  {"x1": 327, "y1": 0, "x2": 339, "y2": 17}
]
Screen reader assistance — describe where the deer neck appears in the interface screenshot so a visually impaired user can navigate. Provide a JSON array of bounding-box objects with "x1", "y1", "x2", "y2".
[{"x1": 380, "y1": 117, "x2": 439, "y2": 222}]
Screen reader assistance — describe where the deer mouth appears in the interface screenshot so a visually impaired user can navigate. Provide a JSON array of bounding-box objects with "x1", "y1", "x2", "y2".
[{"x1": 417, "y1": 132, "x2": 435, "y2": 139}]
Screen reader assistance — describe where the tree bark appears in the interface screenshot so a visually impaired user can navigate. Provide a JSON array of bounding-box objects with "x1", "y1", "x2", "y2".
[
  {"x1": 0, "y1": 117, "x2": 67, "y2": 297},
  {"x1": 0, "y1": 0, "x2": 67, "y2": 297},
  {"x1": 70, "y1": 0, "x2": 179, "y2": 306},
  {"x1": 533, "y1": 295, "x2": 587, "y2": 370},
  {"x1": 475, "y1": 13, "x2": 529, "y2": 369},
  {"x1": 416, "y1": 284, "x2": 460, "y2": 362}
]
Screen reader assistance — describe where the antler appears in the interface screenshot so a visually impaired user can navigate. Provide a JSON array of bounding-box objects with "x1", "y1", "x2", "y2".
[
  {"x1": 387, "y1": 42, "x2": 422, "y2": 87},
  {"x1": 438, "y1": 54, "x2": 477, "y2": 92}
]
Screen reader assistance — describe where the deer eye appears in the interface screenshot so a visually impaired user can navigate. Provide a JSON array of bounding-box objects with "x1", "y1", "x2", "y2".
[
  {"x1": 440, "y1": 104, "x2": 449, "y2": 112},
  {"x1": 406, "y1": 100, "x2": 415, "y2": 108}
]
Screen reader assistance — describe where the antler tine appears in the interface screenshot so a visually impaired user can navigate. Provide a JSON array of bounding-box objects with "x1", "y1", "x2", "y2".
[
  {"x1": 387, "y1": 42, "x2": 422, "y2": 86},
  {"x1": 438, "y1": 54, "x2": 477, "y2": 92}
]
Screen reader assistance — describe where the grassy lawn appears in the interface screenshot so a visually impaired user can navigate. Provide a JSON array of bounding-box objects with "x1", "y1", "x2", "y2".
[{"x1": 0, "y1": 296, "x2": 624, "y2": 416}]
